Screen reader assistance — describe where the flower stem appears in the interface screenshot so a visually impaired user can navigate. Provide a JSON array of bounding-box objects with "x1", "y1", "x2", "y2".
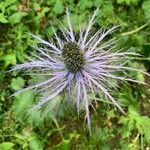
[
  {"x1": 53, "y1": 118, "x2": 64, "y2": 140},
  {"x1": 121, "y1": 24, "x2": 148, "y2": 36},
  {"x1": 129, "y1": 57, "x2": 150, "y2": 61}
]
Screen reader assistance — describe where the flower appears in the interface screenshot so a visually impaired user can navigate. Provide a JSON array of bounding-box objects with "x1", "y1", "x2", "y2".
[{"x1": 11, "y1": 8, "x2": 149, "y2": 133}]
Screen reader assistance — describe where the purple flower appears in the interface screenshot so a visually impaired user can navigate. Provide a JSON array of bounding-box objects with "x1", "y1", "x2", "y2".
[{"x1": 11, "y1": 8, "x2": 149, "y2": 132}]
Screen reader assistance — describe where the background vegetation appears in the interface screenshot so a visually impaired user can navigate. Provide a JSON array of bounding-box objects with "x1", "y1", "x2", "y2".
[{"x1": 0, "y1": 0, "x2": 150, "y2": 149}]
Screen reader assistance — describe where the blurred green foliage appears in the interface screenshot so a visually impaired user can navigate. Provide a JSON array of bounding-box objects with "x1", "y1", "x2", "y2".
[{"x1": 0, "y1": 0, "x2": 150, "y2": 149}]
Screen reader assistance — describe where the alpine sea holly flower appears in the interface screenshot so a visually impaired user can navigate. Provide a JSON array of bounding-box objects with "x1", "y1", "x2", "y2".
[{"x1": 11, "y1": 8, "x2": 149, "y2": 132}]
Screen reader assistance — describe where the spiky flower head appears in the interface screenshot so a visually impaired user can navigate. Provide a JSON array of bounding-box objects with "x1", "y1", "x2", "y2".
[{"x1": 11, "y1": 8, "x2": 149, "y2": 133}]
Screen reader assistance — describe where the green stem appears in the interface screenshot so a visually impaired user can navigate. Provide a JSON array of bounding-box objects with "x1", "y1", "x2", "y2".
[
  {"x1": 121, "y1": 24, "x2": 148, "y2": 36},
  {"x1": 53, "y1": 118, "x2": 64, "y2": 140},
  {"x1": 129, "y1": 57, "x2": 150, "y2": 61}
]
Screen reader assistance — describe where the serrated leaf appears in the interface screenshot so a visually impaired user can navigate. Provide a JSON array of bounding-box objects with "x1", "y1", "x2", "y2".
[
  {"x1": 142, "y1": 0, "x2": 150, "y2": 23},
  {"x1": 13, "y1": 90, "x2": 35, "y2": 119},
  {"x1": 136, "y1": 116, "x2": 150, "y2": 142},
  {"x1": 0, "y1": 142, "x2": 14, "y2": 150},
  {"x1": 78, "y1": 0, "x2": 93, "y2": 10},
  {"x1": 9, "y1": 12, "x2": 27, "y2": 24},
  {"x1": 53, "y1": 0, "x2": 64, "y2": 15},
  {"x1": 117, "y1": 0, "x2": 139, "y2": 5},
  {"x1": 5, "y1": 0, "x2": 17, "y2": 5},
  {"x1": 42, "y1": 7, "x2": 49, "y2": 14},
  {"x1": 0, "y1": 13, "x2": 8, "y2": 23},
  {"x1": 0, "y1": 3, "x2": 6, "y2": 12},
  {"x1": 28, "y1": 135, "x2": 43, "y2": 150},
  {"x1": 14, "y1": 133, "x2": 24, "y2": 140},
  {"x1": 28, "y1": 109, "x2": 43, "y2": 126},
  {"x1": 33, "y1": 3, "x2": 41, "y2": 11},
  {"x1": 11, "y1": 77, "x2": 25, "y2": 90},
  {"x1": 3, "y1": 53, "x2": 16, "y2": 67},
  {"x1": 128, "y1": 62, "x2": 146, "y2": 82},
  {"x1": 128, "y1": 105, "x2": 139, "y2": 116}
]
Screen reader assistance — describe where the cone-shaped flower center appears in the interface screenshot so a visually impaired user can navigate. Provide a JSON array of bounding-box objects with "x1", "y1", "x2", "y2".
[{"x1": 62, "y1": 42, "x2": 85, "y2": 73}]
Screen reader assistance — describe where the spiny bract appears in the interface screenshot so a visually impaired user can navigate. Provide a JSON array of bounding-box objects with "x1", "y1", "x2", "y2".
[{"x1": 11, "y1": 8, "x2": 149, "y2": 133}]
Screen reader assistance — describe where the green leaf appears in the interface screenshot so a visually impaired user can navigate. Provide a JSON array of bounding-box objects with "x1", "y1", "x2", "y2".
[
  {"x1": 0, "y1": 13, "x2": 8, "y2": 23},
  {"x1": 53, "y1": 0, "x2": 64, "y2": 15},
  {"x1": 11, "y1": 77, "x2": 25, "y2": 90},
  {"x1": 14, "y1": 133, "x2": 25, "y2": 140},
  {"x1": 9, "y1": 12, "x2": 28, "y2": 24},
  {"x1": 142, "y1": 0, "x2": 150, "y2": 23},
  {"x1": 117, "y1": 0, "x2": 139, "y2": 5},
  {"x1": 27, "y1": 109, "x2": 43, "y2": 127},
  {"x1": 128, "y1": 62, "x2": 145, "y2": 82},
  {"x1": 33, "y1": 3, "x2": 41, "y2": 11},
  {"x1": 28, "y1": 135, "x2": 43, "y2": 150},
  {"x1": 136, "y1": 116, "x2": 150, "y2": 142},
  {"x1": 0, "y1": 3, "x2": 6, "y2": 12},
  {"x1": 3, "y1": 53, "x2": 16, "y2": 67},
  {"x1": 42, "y1": 7, "x2": 49, "y2": 14},
  {"x1": 78, "y1": 0, "x2": 93, "y2": 10},
  {"x1": 56, "y1": 139, "x2": 70, "y2": 150},
  {"x1": 128, "y1": 105, "x2": 139, "y2": 116},
  {"x1": 5, "y1": 0, "x2": 17, "y2": 6},
  {"x1": 12, "y1": 90, "x2": 35, "y2": 119},
  {"x1": 0, "y1": 142, "x2": 14, "y2": 150}
]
